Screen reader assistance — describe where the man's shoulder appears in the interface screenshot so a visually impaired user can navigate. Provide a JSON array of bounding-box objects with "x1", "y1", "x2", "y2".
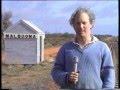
[
  {"x1": 62, "y1": 41, "x2": 73, "y2": 47},
  {"x1": 95, "y1": 40, "x2": 110, "y2": 50},
  {"x1": 96, "y1": 40, "x2": 108, "y2": 46},
  {"x1": 58, "y1": 41, "x2": 73, "y2": 52}
]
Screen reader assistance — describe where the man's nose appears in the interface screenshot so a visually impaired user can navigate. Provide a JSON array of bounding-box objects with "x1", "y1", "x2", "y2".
[{"x1": 79, "y1": 23, "x2": 84, "y2": 29}]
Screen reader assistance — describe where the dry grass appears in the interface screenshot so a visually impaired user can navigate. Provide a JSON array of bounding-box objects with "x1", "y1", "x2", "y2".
[{"x1": 2, "y1": 60, "x2": 60, "y2": 90}]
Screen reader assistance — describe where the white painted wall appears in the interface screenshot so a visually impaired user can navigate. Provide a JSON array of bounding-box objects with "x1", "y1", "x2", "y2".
[{"x1": 5, "y1": 38, "x2": 37, "y2": 64}]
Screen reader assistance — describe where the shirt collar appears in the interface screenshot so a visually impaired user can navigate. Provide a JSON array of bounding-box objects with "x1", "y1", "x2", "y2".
[{"x1": 72, "y1": 35, "x2": 99, "y2": 48}]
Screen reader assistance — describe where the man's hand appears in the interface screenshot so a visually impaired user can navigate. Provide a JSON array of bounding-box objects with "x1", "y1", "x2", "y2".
[{"x1": 68, "y1": 72, "x2": 79, "y2": 84}]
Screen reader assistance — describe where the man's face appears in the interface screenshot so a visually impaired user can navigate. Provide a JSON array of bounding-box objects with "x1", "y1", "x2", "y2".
[{"x1": 73, "y1": 12, "x2": 92, "y2": 37}]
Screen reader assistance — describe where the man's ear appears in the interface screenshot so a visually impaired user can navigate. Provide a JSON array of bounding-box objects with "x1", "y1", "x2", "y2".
[{"x1": 90, "y1": 24, "x2": 94, "y2": 29}]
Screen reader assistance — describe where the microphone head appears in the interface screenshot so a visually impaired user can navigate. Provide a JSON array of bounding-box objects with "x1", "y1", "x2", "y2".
[{"x1": 73, "y1": 56, "x2": 78, "y2": 63}]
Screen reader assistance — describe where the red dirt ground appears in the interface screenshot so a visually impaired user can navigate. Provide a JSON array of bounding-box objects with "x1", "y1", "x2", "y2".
[{"x1": 44, "y1": 46, "x2": 60, "y2": 58}]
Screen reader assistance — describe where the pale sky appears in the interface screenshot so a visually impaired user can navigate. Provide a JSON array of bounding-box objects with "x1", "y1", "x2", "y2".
[{"x1": 2, "y1": 0, "x2": 118, "y2": 36}]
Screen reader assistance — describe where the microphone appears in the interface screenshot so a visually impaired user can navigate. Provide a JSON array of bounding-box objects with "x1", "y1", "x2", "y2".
[
  {"x1": 73, "y1": 56, "x2": 78, "y2": 84},
  {"x1": 73, "y1": 56, "x2": 78, "y2": 72}
]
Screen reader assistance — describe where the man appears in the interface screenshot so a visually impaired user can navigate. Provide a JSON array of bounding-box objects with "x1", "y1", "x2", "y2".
[{"x1": 51, "y1": 7, "x2": 115, "y2": 89}]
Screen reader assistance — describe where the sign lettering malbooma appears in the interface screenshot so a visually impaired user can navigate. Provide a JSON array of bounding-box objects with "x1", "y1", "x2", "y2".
[{"x1": 4, "y1": 34, "x2": 37, "y2": 38}]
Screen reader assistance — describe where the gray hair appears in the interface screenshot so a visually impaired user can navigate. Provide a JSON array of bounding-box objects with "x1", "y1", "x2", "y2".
[{"x1": 69, "y1": 7, "x2": 95, "y2": 25}]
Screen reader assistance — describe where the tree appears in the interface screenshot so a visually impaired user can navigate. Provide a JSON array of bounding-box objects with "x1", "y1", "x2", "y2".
[
  {"x1": 2, "y1": 11, "x2": 12, "y2": 49},
  {"x1": 2, "y1": 11, "x2": 12, "y2": 33}
]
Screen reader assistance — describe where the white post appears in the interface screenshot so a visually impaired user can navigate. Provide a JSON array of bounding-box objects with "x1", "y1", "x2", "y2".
[
  {"x1": 41, "y1": 35, "x2": 45, "y2": 62},
  {"x1": 37, "y1": 34, "x2": 40, "y2": 64}
]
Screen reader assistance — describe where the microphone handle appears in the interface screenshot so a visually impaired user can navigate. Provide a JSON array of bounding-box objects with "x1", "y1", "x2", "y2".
[
  {"x1": 74, "y1": 63, "x2": 78, "y2": 84},
  {"x1": 74, "y1": 63, "x2": 77, "y2": 72}
]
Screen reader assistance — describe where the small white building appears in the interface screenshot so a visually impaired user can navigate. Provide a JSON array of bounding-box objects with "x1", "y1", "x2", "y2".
[{"x1": 3, "y1": 20, "x2": 45, "y2": 64}]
